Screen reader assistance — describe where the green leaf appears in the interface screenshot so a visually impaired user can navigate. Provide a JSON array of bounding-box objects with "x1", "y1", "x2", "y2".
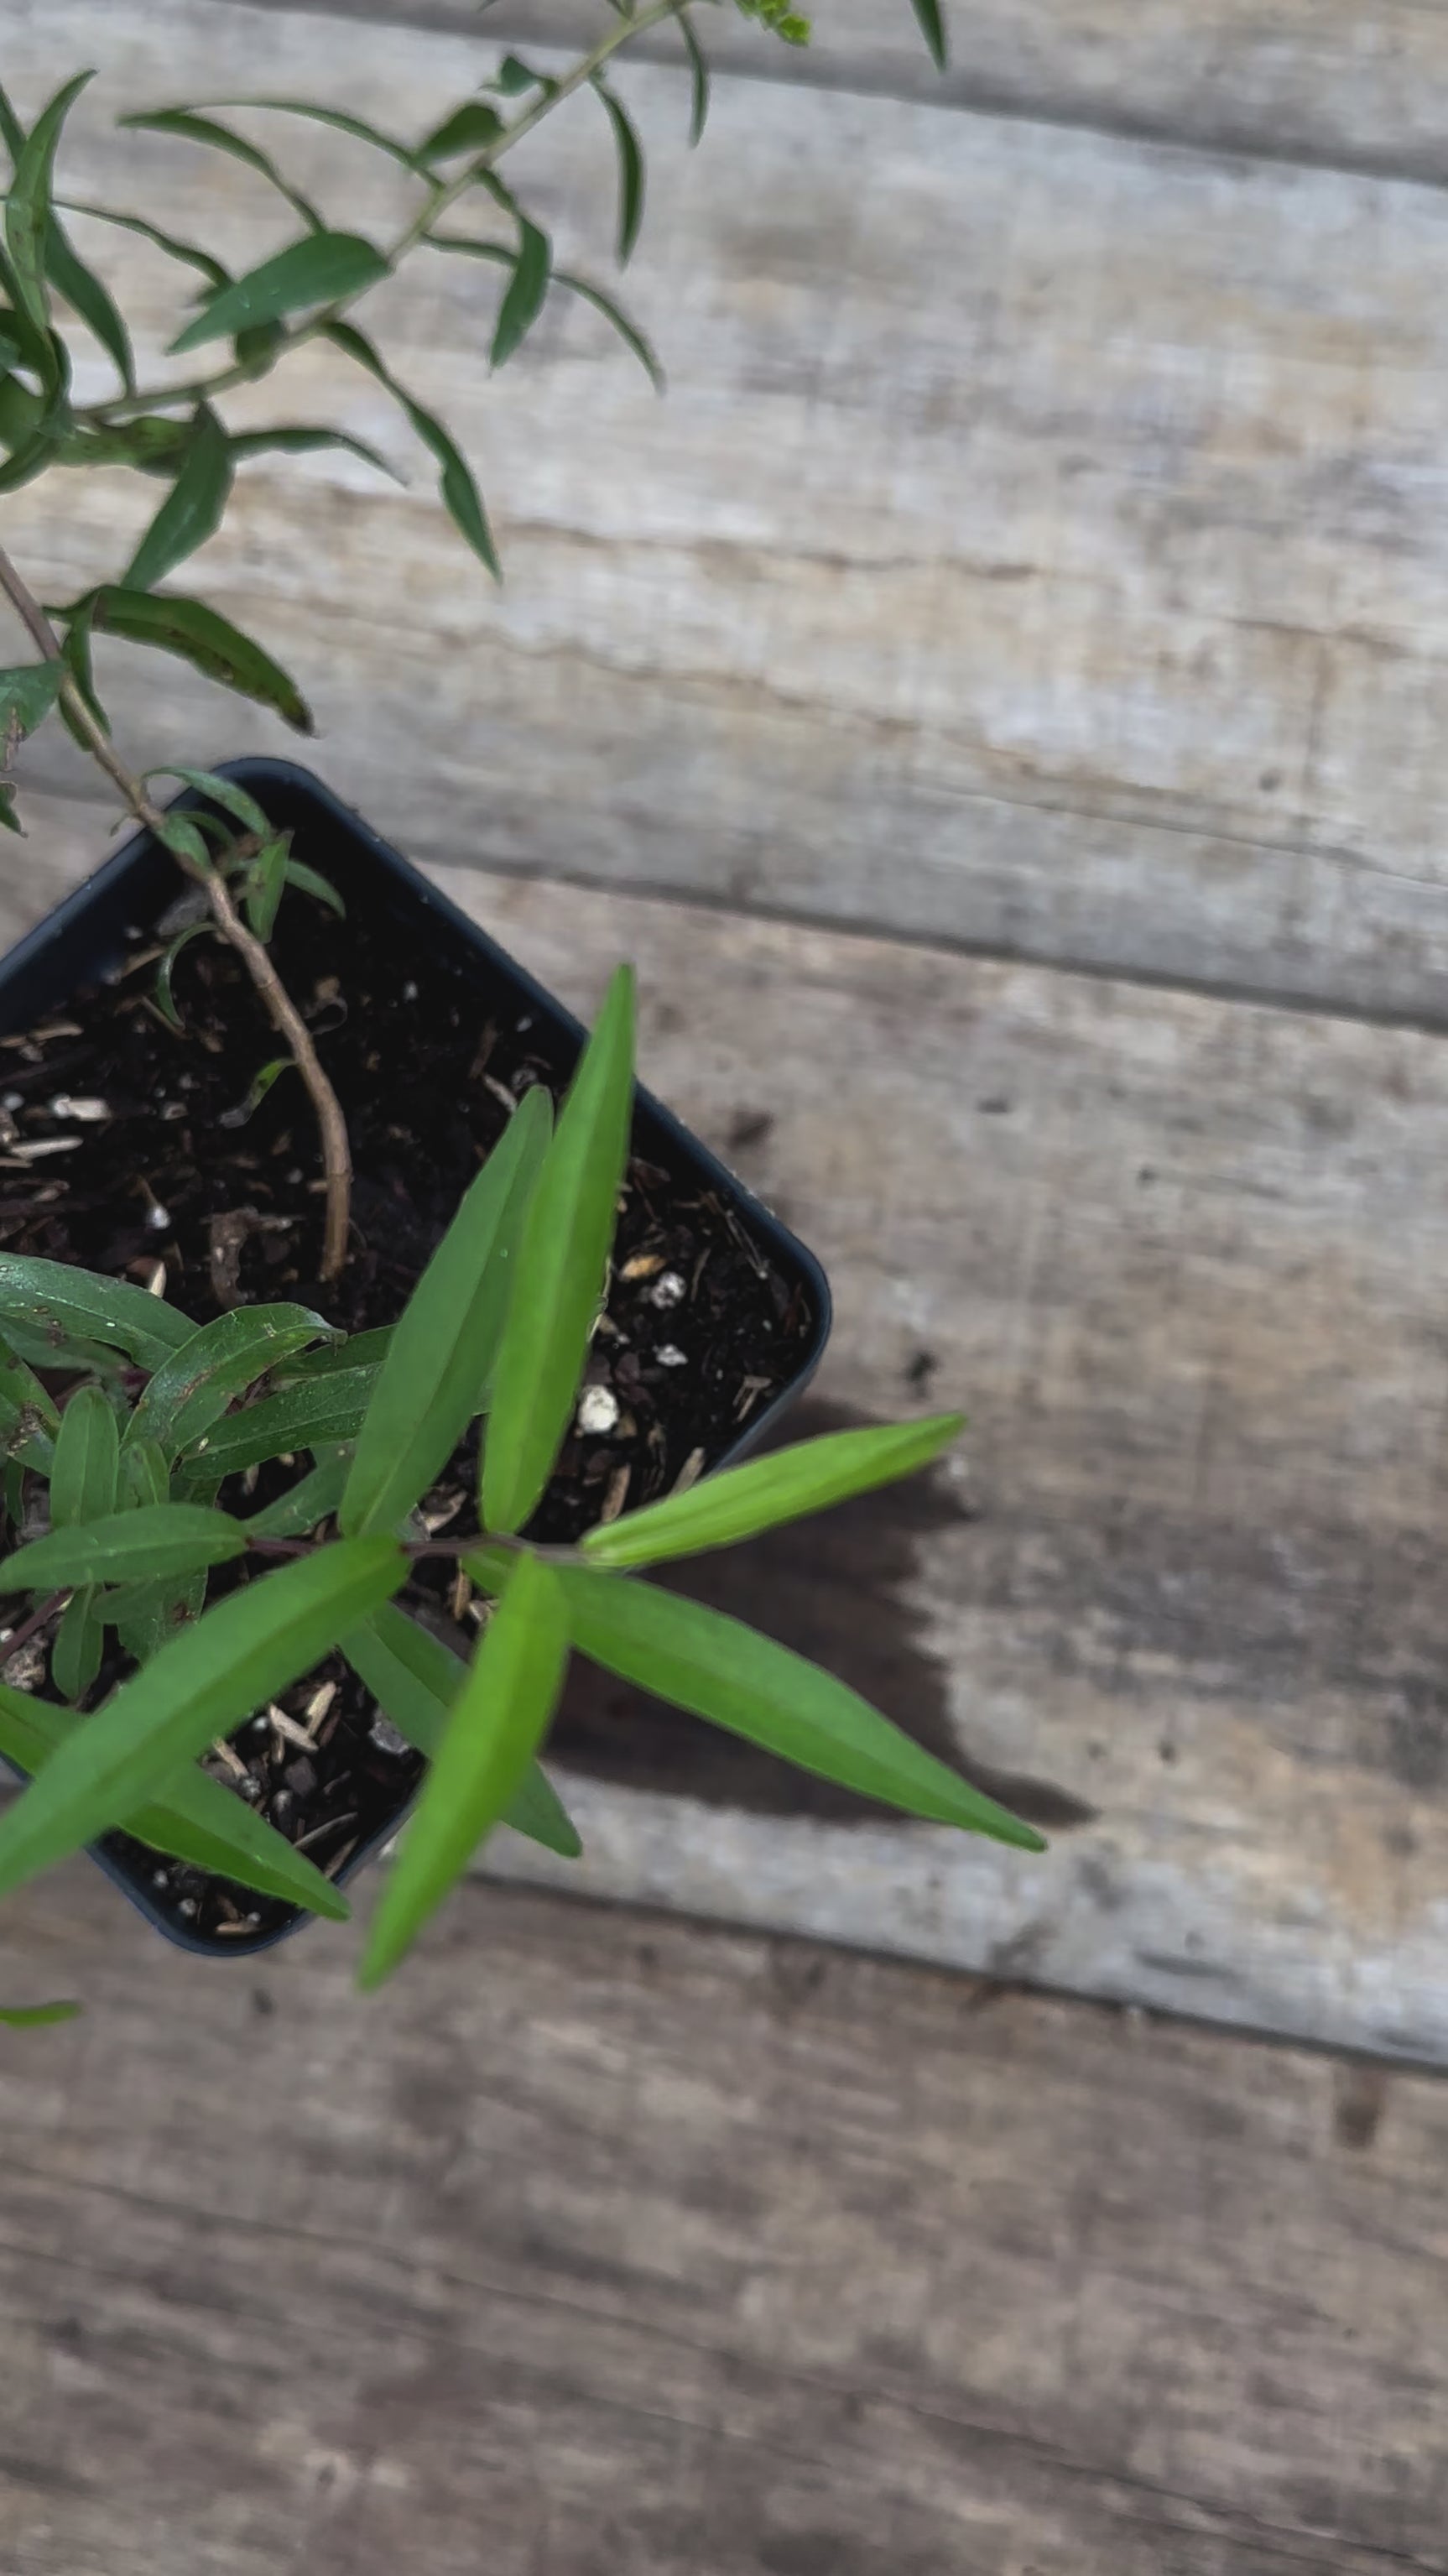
[
  {"x1": 154, "y1": 813, "x2": 213, "y2": 874},
  {"x1": 76, "y1": 587, "x2": 313, "y2": 733},
  {"x1": 0, "y1": 1683, "x2": 349, "y2": 1918},
  {"x1": 50, "y1": 1384, "x2": 119, "y2": 1529},
  {"x1": 53, "y1": 199, "x2": 229, "y2": 290},
  {"x1": 425, "y1": 236, "x2": 664, "y2": 393},
  {"x1": 5, "y1": 73, "x2": 94, "y2": 335},
  {"x1": 591, "y1": 77, "x2": 645, "y2": 266},
  {"x1": 120, "y1": 1437, "x2": 169, "y2": 1510},
  {"x1": 0, "y1": 784, "x2": 20, "y2": 836},
  {"x1": 680, "y1": 11, "x2": 711, "y2": 145},
  {"x1": 492, "y1": 208, "x2": 551, "y2": 369},
  {"x1": 342, "y1": 1084, "x2": 552, "y2": 1538},
  {"x1": 169, "y1": 232, "x2": 389, "y2": 356},
  {"x1": 119, "y1": 107, "x2": 324, "y2": 230},
  {"x1": 0, "y1": 1340, "x2": 59, "y2": 1472},
  {"x1": 0, "y1": 658, "x2": 62, "y2": 745},
  {"x1": 0, "y1": 1537, "x2": 405, "y2": 1901},
  {"x1": 583, "y1": 1413, "x2": 965, "y2": 1570},
  {"x1": 44, "y1": 216, "x2": 133, "y2": 394},
  {"x1": 274, "y1": 1326, "x2": 393, "y2": 1383},
  {"x1": 0, "y1": 2000, "x2": 81, "y2": 2028},
  {"x1": 341, "y1": 1600, "x2": 581, "y2": 1858},
  {"x1": 51, "y1": 1588, "x2": 102, "y2": 1698},
  {"x1": 179, "y1": 1364, "x2": 382, "y2": 1481},
  {"x1": 536, "y1": 1563, "x2": 1045, "y2": 1848},
  {"x1": 234, "y1": 318, "x2": 286, "y2": 377},
  {"x1": 122, "y1": 404, "x2": 232, "y2": 592},
  {"x1": 244, "y1": 837, "x2": 287, "y2": 940},
  {"x1": 281, "y1": 857, "x2": 344, "y2": 916},
  {"x1": 219, "y1": 1056, "x2": 292, "y2": 1129},
  {"x1": 203, "y1": 97, "x2": 424, "y2": 171},
  {"x1": 0, "y1": 425, "x2": 58, "y2": 496},
  {"x1": 492, "y1": 57, "x2": 555, "y2": 101},
  {"x1": 59, "y1": 595, "x2": 107, "y2": 745},
  {"x1": 109, "y1": 1567, "x2": 206, "y2": 1667},
  {"x1": 1, "y1": 1504, "x2": 247, "y2": 1593},
  {"x1": 126, "y1": 1305, "x2": 339, "y2": 1461},
  {"x1": 358, "y1": 1553, "x2": 570, "y2": 1986},
  {"x1": 145, "y1": 766, "x2": 272, "y2": 838},
  {"x1": 482, "y1": 967, "x2": 634, "y2": 1535},
  {"x1": 154, "y1": 920, "x2": 209, "y2": 1030},
  {"x1": 322, "y1": 319, "x2": 498, "y2": 576},
  {"x1": 244, "y1": 1450, "x2": 350, "y2": 1540},
  {"x1": 909, "y1": 0, "x2": 948, "y2": 72},
  {"x1": 0, "y1": 1253, "x2": 195, "y2": 1372},
  {"x1": 419, "y1": 101, "x2": 505, "y2": 163},
  {"x1": 227, "y1": 423, "x2": 402, "y2": 482}
]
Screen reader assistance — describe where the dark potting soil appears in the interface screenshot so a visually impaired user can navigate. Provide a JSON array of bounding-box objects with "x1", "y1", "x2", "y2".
[{"x1": 0, "y1": 878, "x2": 815, "y2": 1942}]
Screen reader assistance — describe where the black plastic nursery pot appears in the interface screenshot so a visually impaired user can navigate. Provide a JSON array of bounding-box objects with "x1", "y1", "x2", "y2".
[{"x1": 0, "y1": 761, "x2": 831, "y2": 1955}]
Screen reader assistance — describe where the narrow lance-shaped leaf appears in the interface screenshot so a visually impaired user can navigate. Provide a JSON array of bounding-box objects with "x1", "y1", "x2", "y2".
[
  {"x1": 144, "y1": 767, "x2": 272, "y2": 837},
  {"x1": 909, "y1": 0, "x2": 949, "y2": 74},
  {"x1": 680, "y1": 10, "x2": 711, "y2": 145},
  {"x1": 359, "y1": 1553, "x2": 570, "y2": 1987},
  {"x1": 154, "y1": 921, "x2": 209, "y2": 1031},
  {"x1": 178, "y1": 1365, "x2": 383, "y2": 1483},
  {"x1": 227, "y1": 424, "x2": 402, "y2": 482},
  {"x1": 43, "y1": 215, "x2": 133, "y2": 394},
  {"x1": 479, "y1": 1555, "x2": 1047, "y2": 1850},
  {"x1": 53, "y1": 198, "x2": 230, "y2": 290},
  {"x1": 591, "y1": 76, "x2": 645, "y2": 266},
  {"x1": 582, "y1": 1414, "x2": 966, "y2": 1570},
  {"x1": 0, "y1": 1340, "x2": 59, "y2": 1473},
  {"x1": 0, "y1": 1536, "x2": 405, "y2": 1901},
  {"x1": 424, "y1": 236, "x2": 664, "y2": 392},
  {"x1": 492, "y1": 206, "x2": 551, "y2": 370},
  {"x1": 119, "y1": 1438, "x2": 169, "y2": 1510},
  {"x1": 119, "y1": 108, "x2": 324, "y2": 230},
  {"x1": 50, "y1": 1384, "x2": 119, "y2": 1529},
  {"x1": 126, "y1": 1304, "x2": 338, "y2": 1460},
  {"x1": 281, "y1": 858, "x2": 344, "y2": 916},
  {"x1": 59, "y1": 597, "x2": 107, "y2": 747},
  {"x1": 245, "y1": 840, "x2": 288, "y2": 941},
  {"x1": 0, "y1": 2000, "x2": 81, "y2": 2029},
  {"x1": 482, "y1": 967, "x2": 635, "y2": 1535},
  {"x1": 205, "y1": 97, "x2": 425, "y2": 171},
  {"x1": 5, "y1": 72, "x2": 94, "y2": 335},
  {"x1": 322, "y1": 320, "x2": 498, "y2": 576},
  {"x1": 72, "y1": 587, "x2": 313, "y2": 733},
  {"x1": 341, "y1": 1601, "x2": 581, "y2": 1859},
  {"x1": 1, "y1": 1504, "x2": 248, "y2": 1593},
  {"x1": 0, "y1": 786, "x2": 21, "y2": 837},
  {"x1": 0, "y1": 1252, "x2": 195, "y2": 1372},
  {"x1": 169, "y1": 231, "x2": 390, "y2": 357},
  {"x1": 0, "y1": 1684, "x2": 350, "y2": 1919},
  {"x1": 51, "y1": 1593, "x2": 102, "y2": 1701},
  {"x1": 342, "y1": 1084, "x2": 552, "y2": 1537},
  {"x1": 123, "y1": 404, "x2": 233, "y2": 592}
]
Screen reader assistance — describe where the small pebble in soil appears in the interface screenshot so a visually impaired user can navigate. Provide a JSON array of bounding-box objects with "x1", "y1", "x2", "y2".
[
  {"x1": 48, "y1": 1095, "x2": 110, "y2": 1123},
  {"x1": 145, "y1": 1203, "x2": 170, "y2": 1231},
  {"x1": 648, "y1": 1270, "x2": 686, "y2": 1309},
  {"x1": 655, "y1": 1344, "x2": 688, "y2": 1368},
  {"x1": 577, "y1": 1384, "x2": 621, "y2": 1435},
  {"x1": 370, "y1": 1713, "x2": 412, "y2": 1760}
]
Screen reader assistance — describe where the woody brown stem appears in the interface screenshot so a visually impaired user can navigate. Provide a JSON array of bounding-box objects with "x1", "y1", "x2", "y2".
[{"x1": 0, "y1": 547, "x2": 352, "y2": 1284}]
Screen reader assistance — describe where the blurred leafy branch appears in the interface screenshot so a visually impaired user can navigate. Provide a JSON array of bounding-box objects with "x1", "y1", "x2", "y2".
[
  {"x1": 0, "y1": 963, "x2": 1039, "y2": 1998},
  {"x1": 0, "y1": 0, "x2": 946, "y2": 1282}
]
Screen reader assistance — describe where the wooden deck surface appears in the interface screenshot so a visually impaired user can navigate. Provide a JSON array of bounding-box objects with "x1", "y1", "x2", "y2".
[{"x1": 4, "y1": 2, "x2": 1448, "y2": 2566}]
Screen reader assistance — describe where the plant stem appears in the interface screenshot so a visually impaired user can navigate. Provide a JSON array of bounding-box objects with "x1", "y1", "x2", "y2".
[
  {"x1": 77, "y1": 0, "x2": 689, "y2": 430},
  {"x1": 0, "y1": 1591, "x2": 68, "y2": 1674},
  {"x1": 0, "y1": 546, "x2": 353, "y2": 1285}
]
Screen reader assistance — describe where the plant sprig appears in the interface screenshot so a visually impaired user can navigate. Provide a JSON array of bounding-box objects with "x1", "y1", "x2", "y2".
[{"x1": 0, "y1": 966, "x2": 1039, "y2": 1996}]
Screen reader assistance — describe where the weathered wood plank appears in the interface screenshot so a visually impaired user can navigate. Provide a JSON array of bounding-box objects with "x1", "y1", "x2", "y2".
[
  {"x1": 0, "y1": 1865, "x2": 1444, "y2": 2576},
  {"x1": 235, "y1": 0, "x2": 1448, "y2": 189},
  {"x1": 13, "y1": 3, "x2": 1448, "y2": 1020},
  {"x1": 12, "y1": 788, "x2": 1448, "y2": 2066}
]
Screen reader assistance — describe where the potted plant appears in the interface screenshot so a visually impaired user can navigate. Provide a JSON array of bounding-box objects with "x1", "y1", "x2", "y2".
[{"x1": 0, "y1": 0, "x2": 1039, "y2": 2011}]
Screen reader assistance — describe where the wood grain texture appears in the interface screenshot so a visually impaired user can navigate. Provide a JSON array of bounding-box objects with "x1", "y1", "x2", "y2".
[
  {"x1": 234, "y1": 0, "x2": 1448, "y2": 188},
  {"x1": 13, "y1": 3, "x2": 1448, "y2": 1019},
  {"x1": 0, "y1": 1863, "x2": 1445, "y2": 2576},
  {"x1": 10, "y1": 790, "x2": 1448, "y2": 2066}
]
